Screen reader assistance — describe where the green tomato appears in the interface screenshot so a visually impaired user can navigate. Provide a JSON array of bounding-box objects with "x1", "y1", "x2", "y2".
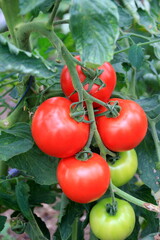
[
  {"x1": 108, "y1": 149, "x2": 138, "y2": 187},
  {"x1": 89, "y1": 197, "x2": 135, "y2": 240}
]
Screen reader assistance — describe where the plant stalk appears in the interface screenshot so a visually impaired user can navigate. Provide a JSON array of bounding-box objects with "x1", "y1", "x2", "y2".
[
  {"x1": 47, "y1": 0, "x2": 62, "y2": 27},
  {"x1": 111, "y1": 182, "x2": 160, "y2": 213},
  {"x1": 115, "y1": 39, "x2": 160, "y2": 55},
  {"x1": 71, "y1": 217, "x2": 78, "y2": 240},
  {"x1": 1, "y1": 0, "x2": 22, "y2": 46},
  {"x1": 0, "y1": 161, "x2": 8, "y2": 177}
]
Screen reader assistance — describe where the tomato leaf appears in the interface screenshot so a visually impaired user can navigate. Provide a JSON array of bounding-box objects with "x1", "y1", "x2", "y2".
[
  {"x1": 19, "y1": 0, "x2": 53, "y2": 15},
  {"x1": 0, "y1": 216, "x2": 7, "y2": 231},
  {"x1": 136, "y1": 94, "x2": 160, "y2": 119},
  {"x1": 141, "y1": 233, "x2": 160, "y2": 240},
  {"x1": 28, "y1": 181, "x2": 57, "y2": 205},
  {"x1": 138, "y1": 9, "x2": 159, "y2": 34},
  {"x1": 0, "y1": 178, "x2": 20, "y2": 210},
  {"x1": 0, "y1": 123, "x2": 34, "y2": 161},
  {"x1": 8, "y1": 145, "x2": 59, "y2": 185},
  {"x1": 70, "y1": 0, "x2": 119, "y2": 67},
  {"x1": 128, "y1": 45, "x2": 144, "y2": 69},
  {"x1": 136, "y1": 131, "x2": 159, "y2": 192},
  {"x1": 0, "y1": 36, "x2": 56, "y2": 78},
  {"x1": 58, "y1": 201, "x2": 84, "y2": 240},
  {"x1": 15, "y1": 180, "x2": 33, "y2": 220}
]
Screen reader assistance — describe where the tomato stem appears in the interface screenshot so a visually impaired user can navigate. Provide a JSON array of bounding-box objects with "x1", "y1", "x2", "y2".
[
  {"x1": 85, "y1": 96, "x2": 115, "y2": 158},
  {"x1": 0, "y1": 0, "x2": 22, "y2": 46},
  {"x1": 71, "y1": 217, "x2": 78, "y2": 240},
  {"x1": 108, "y1": 180, "x2": 117, "y2": 215},
  {"x1": 115, "y1": 38, "x2": 160, "y2": 55},
  {"x1": 0, "y1": 161, "x2": 8, "y2": 177},
  {"x1": 47, "y1": 0, "x2": 62, "y2": 28},
  {"x1": 111, "y1": 182, "x2": 160, "y2": 213}
]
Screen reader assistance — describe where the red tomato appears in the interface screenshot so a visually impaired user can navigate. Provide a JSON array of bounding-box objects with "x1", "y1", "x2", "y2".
[
  {"x1": 57, "y1": 153, "x2": 110, "y2": 203},
  {"x1": 60, "y1": 55, "x2": 116, "y2": 108},
  {"x1": 96, "y1": 98, "x2": 148, "y2": 152},
  {"x1": 31, "y1": 97, "x2": 89, "y2": 158}
]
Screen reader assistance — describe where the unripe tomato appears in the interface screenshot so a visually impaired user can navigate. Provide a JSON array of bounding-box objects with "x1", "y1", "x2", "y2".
[
  {"x1": 31, "y1": 97, "x2": 89, "y2": 158},
  {"x1": 60, "y1": 55, "x2": 116, "y2": 108},
  {"x1": 89, "y1": 197, "x2": 135, "y2": 240},
  {"x1": 57, "y1": 153, "x2": 110, "y2": 203},
  {"x1": 96, "y1": 98, "x2": 148, "y2": 151},
  {"x1": 108, "y1": 149, "x2": 138, "y2": 187}
]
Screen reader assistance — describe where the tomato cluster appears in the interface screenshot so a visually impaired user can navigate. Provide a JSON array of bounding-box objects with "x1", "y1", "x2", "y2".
[{"x1": 31, "y1": 56, "x2": 148, "y2": 240}]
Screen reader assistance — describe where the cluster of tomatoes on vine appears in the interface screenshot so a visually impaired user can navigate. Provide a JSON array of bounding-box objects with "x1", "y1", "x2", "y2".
[{"x1": 31, "y1": 55, "x2": 148, "y2": 240}]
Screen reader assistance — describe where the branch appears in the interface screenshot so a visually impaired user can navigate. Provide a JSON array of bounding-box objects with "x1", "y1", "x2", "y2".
[{"x1": 111, "y1": 183, "x2": 160, "y2": 213}]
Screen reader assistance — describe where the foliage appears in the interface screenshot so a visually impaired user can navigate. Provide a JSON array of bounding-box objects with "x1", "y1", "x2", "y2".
[{"x1": 0, "y1": 0, "x2": 160, "y2": 239}]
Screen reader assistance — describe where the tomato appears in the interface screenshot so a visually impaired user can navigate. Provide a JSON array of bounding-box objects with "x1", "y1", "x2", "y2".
[
  {"x1": 96, "y1": 98, "x2": 148, "y2": 152},
  {"x1": 89, "y1": 197, "x2": 135, "y2": 240},
  {"x1": 108, "y1": 149, "x2": 138, "y2": 187},
  {"x1": 31, "y1": 97, "x2": 89, "y2": 158},
  {"x1": 57, "y1": 153, "x2": 110, "y2": 203},
  {"x1": 60, "y1": 55, "x2": 116, "y2": 108}
]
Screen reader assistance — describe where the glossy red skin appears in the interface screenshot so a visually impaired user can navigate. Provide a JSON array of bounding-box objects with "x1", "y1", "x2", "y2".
[
  {"x1": 96, "y1": 98, "x2": 148, "y2": 152},
  {"x1": 57, "y1": 153, "x2": 110, "y2": 203},
  {"x1": 31, "y1": 97, "x2": 89, "y2": 158},
  {"x1": 60, "y1": 55, "x2": 116, "y2": 108}
]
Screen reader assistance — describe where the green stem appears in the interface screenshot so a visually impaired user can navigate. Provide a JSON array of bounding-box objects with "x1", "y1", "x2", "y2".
[
  {"x1": 115, "y1": 39, "x2": 160, "y2": 55},
  {"x1": 111, "y1": 183, "x2": 160, "y2": 213},
  {"x1": 0, "y1": 101, "x2": 27, "y2": 129},
  {"x1": 109, "y1": 180, "x2": 116, "y2": 206},
  {"x1": 54, "y1": 19, "x2": 69, "y2": 26},
  {"x1": 0, "y1": 161, "x2": 8, "y2": 177},
  {"x1": 47, "y1": 0, "x2": 62, "y2": 27},
  {"x1": 1, "y1": 0, "x2": 22, "y2": 46},
  {"x1": 71, "y1": 217, "x2": 78, "y2": 240},
  {"x1": 85, "y1": 93, "x2": 115, "y2": 158},
  {"x1": 119, "y1": 32, "x2": 150, "y2": 41},
  {"x1": 129, "y1": 67, "x2": 137, "y2": 99},
  {"x1": 16, "y1": 21, "x2": 84, "y2": 101}
]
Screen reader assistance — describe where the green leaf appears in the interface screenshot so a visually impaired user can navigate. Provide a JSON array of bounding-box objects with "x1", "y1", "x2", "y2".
[
  {"x1": 59, "y1": 201, "x2": 84, "y2": 240},
  {"x1": 0, "y1": 178, "x2": 19, "y2": 210},
  {"x1": 8, "y1": 145, "x2": 59, "y2": 185},
  {"x1": 135, "y1": 0, "x2": 150, "y2": 13},
  {"x1": 136, "y1": 95, "x2": 160, "y2": 119},
  {"x1": 136, "y1": 132, "x2": 159, "y2": 192},
  {"x1": 70, "y1": 0, "x2": 119, "y2": 67},
  {"x1": 15, "y1": 180, "x2": 33, "y2": 220},
  {"x1": 19, "y1": 0, "x2": 46, "y2": 15},
  {"x1": 28, "y1": 181, "x2": 56, "y2": 205},
  {"x1": 0, "y1": 215, "x2": 7, "y2": 231},
  {"x1": 0, "y1": 123, "x2": 34, "y2": 161},
  {"x1": 128, "y1": 45, "x2": 144, "y2": 69},
  {"x1": 141, "y1": 233, "x2": 160, "y2": 240},
  {"x1": 0, "y1": 36, "x2": 55, "y2": 78},
  {"x1": 116, "y1": 3, "x2": 133, "y2": 29},
  {"x1": 138, "y1": 9, "x2": 159, "y2": 34},
  {"x1": 151, "y1": 42, "x2": 160, "y2": 60}
]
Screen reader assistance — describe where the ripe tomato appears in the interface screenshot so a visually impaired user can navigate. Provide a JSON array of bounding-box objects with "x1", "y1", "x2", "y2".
[
  {"x1": 89, "y1": 197, "x2": 135, "y2": 240},
  {"x1": 57, "y1": 153, "x2": 110, "y2": 203},
  {"x1": 96, "y1": 98, "x2": 148, "y2": 152},
  {"x1": 60, "y1": 55, "x2": 116, "y2": 108},
  {"x1": 31, "y1": 97, "x2": 89, "y2": 158},
  {"x1": 108, "y1": 149, "x2": 138, "y2": 187}
]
